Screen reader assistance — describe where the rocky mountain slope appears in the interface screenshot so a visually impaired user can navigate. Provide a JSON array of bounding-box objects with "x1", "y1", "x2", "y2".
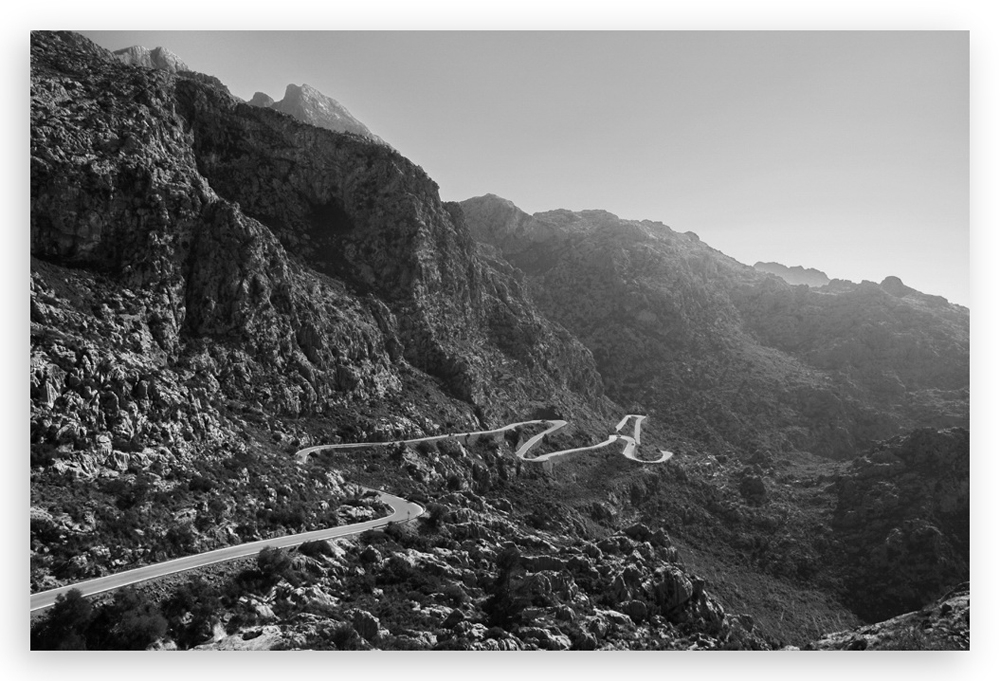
[
  {"x1": 114, "y1": 42, "x2": 385, "y2": 144},
  {"x1": 30, "y1": 30, "x2": 607, "y2": 588},
  {"x1": 461, "y1": 194, "x2": 969, "y2": 460},
  {"x1": 805, "y1": 582, "x2": 969, "y2": 650},
  {"x1": 29, "y1": 32, "x2": 969, "y2": 652},
  {"x1": 113, "y1": 45, "x2": 189, "y2": 73},
  {"x1": 827, "y1": 427, "x2": 969, "y2": 622}
]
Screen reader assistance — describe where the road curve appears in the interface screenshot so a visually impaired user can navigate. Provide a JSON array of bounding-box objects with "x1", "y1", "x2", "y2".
[
  {"x1": 30, "y1": 491, "x2": 422, "y2": 613},
  {"x1": 297, "y1": 419, "x2": 566, "y2": 463},
  {"x1": 32, "y1": 415, "x2": 671, "y2": 612}
]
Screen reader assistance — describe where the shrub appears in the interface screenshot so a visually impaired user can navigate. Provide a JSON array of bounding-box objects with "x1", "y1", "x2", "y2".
[
  {"x1": 188, "y1": 475, "x2": 214, "y2": 493},
  {"x1": 161, "y1": 577, "x2": 220, "y2": 649},
  {"x1": 329, "y1": 623, "x2": 364, "y2": 650},
  {"x1": 299, "y1": 539, "x2": 337, "y2": 558},
  {"x1": 423, "y1": 503, "x2": 450, "y2": 530},
  {"x1": 384, "y1": 523, "x2": 405, "y2": 543},
  {"x1": 256, "y1": 546, "x2": 292, "y2": 582},
  {"x1": 437, "y1": 439, "x2": 463, "y2": 458},
  {"x1": 441, "y1": 583, "x2": 468, "y2": 607},
  {"x1": 31, "y1": 588, "x2": 93, "y2": 650},
  {"x1": 100, "y1": 588, "x2": 168, "y2": 650}
]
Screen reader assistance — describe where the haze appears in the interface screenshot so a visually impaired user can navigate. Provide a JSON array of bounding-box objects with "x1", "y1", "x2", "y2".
[{"x1": 81, "y1": 31, "x2": 970, "y2": 307}]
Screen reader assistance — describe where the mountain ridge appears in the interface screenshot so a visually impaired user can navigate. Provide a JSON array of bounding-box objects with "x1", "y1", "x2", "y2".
[
  {"x1": 29, "y1": 32, "x2": 969, "y2": 652},
  {"x1": 460, "y1": 193, "x2": 969, "y2": 459}
]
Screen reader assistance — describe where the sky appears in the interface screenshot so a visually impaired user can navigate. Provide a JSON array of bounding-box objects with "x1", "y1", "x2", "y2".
[{"x1": 78, "y1": 30, "x2": 969, "y2": 306}]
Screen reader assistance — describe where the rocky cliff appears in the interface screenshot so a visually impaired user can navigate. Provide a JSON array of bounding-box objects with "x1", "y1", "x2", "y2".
[
  {"x1": 113, "y1": 45, "x2": 190, "y2": 73},
  {"x1": 248, "y1": 83, "x2": 386, "y2": 145},
  {"x1": 30, "y1": 30, "x2": 607, "y2": 591},
  {"x1": 461, "y1": 194, "x2": 969, "y2": 459},
  {"x1": 29, "y1": 32, "x2": 969, "y2": 652}
]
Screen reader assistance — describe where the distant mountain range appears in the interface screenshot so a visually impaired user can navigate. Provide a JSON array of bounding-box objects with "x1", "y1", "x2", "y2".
[{"x1": 461, "y1": 193, "x2": 968, "y2": 459}]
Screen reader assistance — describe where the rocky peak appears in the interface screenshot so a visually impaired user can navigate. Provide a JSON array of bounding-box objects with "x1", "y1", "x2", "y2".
[
  {"x1": 753, "y1": 261, "x2": 830, "y2": 288},
  {"x1": 460, "y1": 194, "x2": 534, "y2": 251},
  {"x1": 249, "y1": 82, "x2": 386, "y2": 145},
  {"x1": 113, "y1": 45, "x2": 190, "y2": 73},
  {"x1": 249, "y1": 91, "x2": 275, "y2": 108}
]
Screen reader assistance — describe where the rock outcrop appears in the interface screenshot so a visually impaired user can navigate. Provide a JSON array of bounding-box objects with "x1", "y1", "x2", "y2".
[
  {"x1": 113, "y1": 45, "x2": 190, "y2": 73},
  {"x1": 753, "y1": 261, "x2": 830, "y2": 287},
  {"x1": 248, "y1": 82, "x2": 386, "y2": 145}
]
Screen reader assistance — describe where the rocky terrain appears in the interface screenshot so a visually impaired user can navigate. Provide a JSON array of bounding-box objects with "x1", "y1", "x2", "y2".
[
  {"x1": 29, "y1": 32, "x2": 969, "y2": 652},
  {"x1": 461, "y1": 194, "x2": 969, "y2": 460},
  {"x1": 805, "y1": 582, "x2": 969, "y2": 650},
  {"x1": 113, "y1": 45, "x2": 189, "y2": 73},
  {"x1": 248, "y1": 83, "x2": 386, "y2": 145},
  {"x1": 827, "y1": 427, "x2": 969, "y2": 622},
  {"x1": 754, "y1": 261, "x2": 831, "y2": 288}
]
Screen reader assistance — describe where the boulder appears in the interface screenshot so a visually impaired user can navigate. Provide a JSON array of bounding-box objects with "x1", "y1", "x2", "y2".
[
  {"x1": 620, "y1": 599, "x2": 648, "y2": 623},
  {"x1": 518, "y1": 626, "x2": 571, "y2": 651},
  {"x1": 650, "y1": 565, "x2": 695, "y2": 616},
  {"x1": 442, "y1": 608, "x2": 465, "y2": 629}
]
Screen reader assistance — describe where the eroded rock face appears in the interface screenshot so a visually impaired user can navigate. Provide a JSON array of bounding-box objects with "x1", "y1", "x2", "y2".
[
  {"x1": 30, "y1": 30, "x2": 603, "y2": 437},
  {"x1": 460, "y1": 194, "x2": 969, "y2": 459},
  {"x1": 113, "y1": 45, "x2": 190, "y2": 73},
  {"x1": 249, "y1": 83, "x2": 386, "y2": 146}
]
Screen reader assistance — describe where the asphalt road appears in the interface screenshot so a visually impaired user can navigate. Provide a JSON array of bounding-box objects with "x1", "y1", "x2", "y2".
[{"x1": 30, "y1": 491, "x2": 422, "y2": 613}]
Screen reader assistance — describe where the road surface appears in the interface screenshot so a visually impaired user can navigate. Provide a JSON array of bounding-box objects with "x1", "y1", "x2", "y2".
[
  {"x1": 30, "y1": 491, "x2": 422, "y2": 613},
  {"x1": 32, "y1": 414, "x2": 672, "y2": 612}
]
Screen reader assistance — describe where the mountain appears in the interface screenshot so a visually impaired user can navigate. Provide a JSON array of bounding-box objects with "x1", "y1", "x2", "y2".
[
  {"x1": 29, "y1": 32, "x2": 969, "y2": 652},
  {"x1": 113, "y1": 45, "x2": 190, "y2": 72},
  {"x1": 249, "y1": 83, "x2": 386, "y2": 145},
  {"x1": 461, "y1": 194, "x2": 969, "y2": 460},
  {"x1": 31, "y1": 29, "x2": 608, "y2": 580},
  {"x1": 754, "y1": 261, "x2": 830, "y2": 287},
  {"x1": 113, "y1": 43, "x2": 384, "y2": 145}
]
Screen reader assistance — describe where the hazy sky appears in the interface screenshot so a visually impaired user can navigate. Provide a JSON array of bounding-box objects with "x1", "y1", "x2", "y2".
[{"x1": 81, "y1": 30, "x2": 970, "y2": 306}]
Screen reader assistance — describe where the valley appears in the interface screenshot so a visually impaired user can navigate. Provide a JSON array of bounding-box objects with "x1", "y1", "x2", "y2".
[{"x1": 28, "y1": 31, "x2": 970, "y2": 652}]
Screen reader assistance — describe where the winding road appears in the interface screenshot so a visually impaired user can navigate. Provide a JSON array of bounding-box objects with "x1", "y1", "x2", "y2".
[
  {"x1": 31, "y1": 414, "x2": 671, "y2": 612},
  {"x1": 30, "y1": 491, "x2": 422, "y2": 613}
]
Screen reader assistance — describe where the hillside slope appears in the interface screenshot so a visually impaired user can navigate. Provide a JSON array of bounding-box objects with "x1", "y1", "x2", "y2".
[
  {"x1": 29, "y1": 32, "x2": 969, "y2": 652},
  {"x1": 461, "y1": 194, "x2": 969, "y2": 459},
  {"x1": 30, "y1": 30, "x2": 609, "y2": 590}
]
